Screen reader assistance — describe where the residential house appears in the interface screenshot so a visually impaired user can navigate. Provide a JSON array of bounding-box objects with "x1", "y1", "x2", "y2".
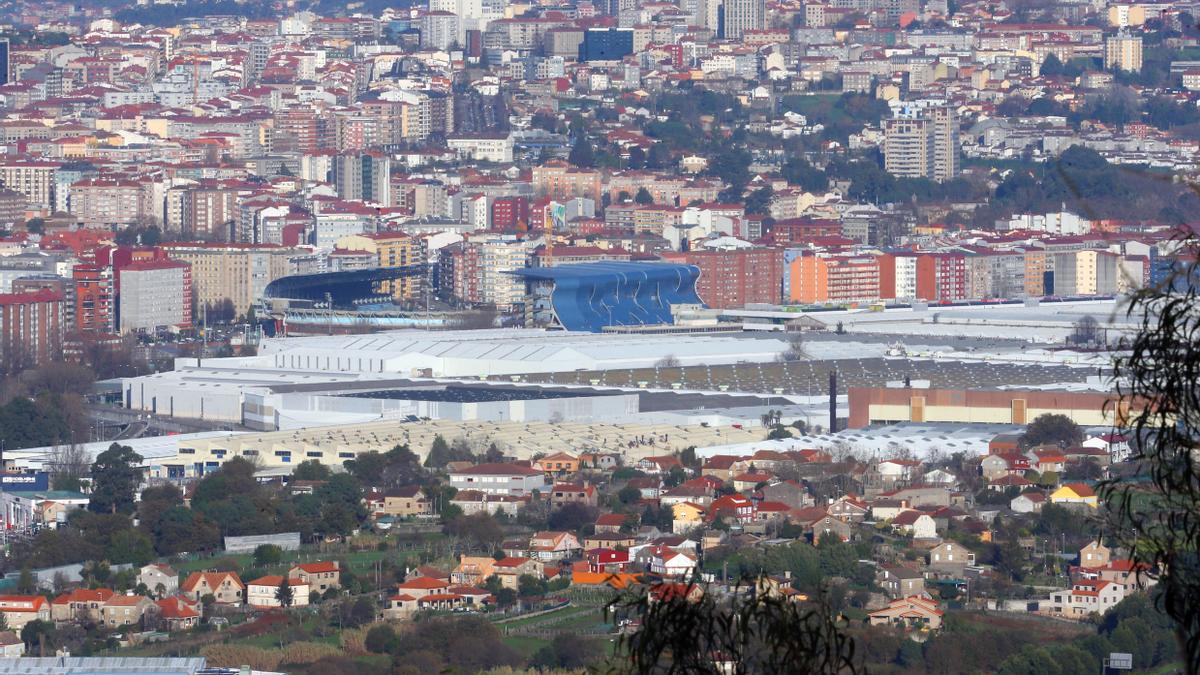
[
  {"x1": 671, "y1": 502, "x2": 706, "y2": 534},
  {"x1": 584, "y1": 532, "x2": 638, "y2": 550},
  {"x1": 626, "y1": 476, "x2": 664, "y2": 499},
  {"x1": 707, "y1": 494, "x2": 755, "y2": 525},
  {"x1": 528, "y1": 531, "x2": 582, "y2": 561},
  {"x1": 453, "y1": 557, "x2": 497, "y2": 586},
  {"x1": 888, "y1": 486, "x2": 952, "y2": 509},
  {"x1": 807, "y1": 514, "x2": 853, "y2": 543},
  {"x1": 732, "y1": 472, "x2": 773, "y2": 493},
  {"x1": 660, "y1": 485, "x2": 712, "y2": 508},
  {"x1": 701, "y1": 455, "x2": 739, "y2": 480},
  {"x1": 1030, "y1": 448, "x2": 1067, "y2": 474},
  {"x1": 385, "y1": 593, "x2": 420, "y2": 620},
  {"x1": 988, "y1": 474, "x2": 1033, "y2": 492},
  {"x1": 0, "y1": 596, "x2": 50, "y2": 629},
  {"x1": 393, "y1": 576, "x2": 451, "y2": 600},
  {"x1": 828, "y1": 495, "x2": 869, "y2": 522},
  {"x1": 448, "y1": 463, "x2": 549, "y2": 496},
  {"x1": 534, "y1": 452, "x2": 580, "y2": 475},
  {"x1": 637, "y1": 456, "x2": 683, "y2": 475},
  {"x1": 155, "y1": 596, "x2": 200, "y2": 631},
  {"x1": 181, "y1": 572, "x2": 244, "y2": 605},
  {"x1": 492, "y1": 557, "x2": 544, "y2": 589},
  {"x1": 594, "y1": 512, "x2": 629, "y2": 534},
  {"x1": 379, "y1": 487, "x2": 432, "y2": 517},
  {"x1": 864, "y1": 459, "x2": 921, "y2": 495},
  {"x1": 138, "y1": 564, "x2": 179, "y2": 598},
  {"x1": 100, "y1": 595, "x2": 157, "y2": 628},
  {"x1": 449, "y1": 489, "x2": 523, "y2": 517},
  {"x1": 1050, "y1": 483, "x2": 1098, "y2": 508},
  {"x1": 1079, "y1": 540, "x2": 1111, "y2": 568},
  {"x1": 868, "y1": 596, "x2": 943, "y2": 630},
  {"x1": 981, "y1": 454, "x2": 1030, "y2": 480},
  {"x1": 878, "y1": 567, "x2": 926, "y2": 599},
  {"x1": 754, "y1": 501, "x2": 791, "y2": 523},
  {"x1": 246, "y1": 576, "x2": 311, "y2": 608},
  {"x1": 0, "y1": 631, "x2": 23, "y2": 657},
  {"x1": 1010, "y1": 491, "x2": 1046, "y2": 513},
  {"x1": 641, "y1": 545, "x2": 698, "y2": 578},
  {"x1": 51, "y1": 588, "x2": 114, "y2": 623},
  {"x1": 550, "y1": 482, "x2": 598, "y2": 509},
  {"x1": 891, "y1": 511, "x2": 938, "y2": 539},
  {"x1": 1046, "y1": 579, "x2": 1124, "y2": 618},
  {"x1": 922, "y1": 469, "x2": 959, "y2": 488},
  {"x1": 586, "y1": 548, "x2": 630, "y2": 573},
  {"x1": 289, "y1": 561, "x2": 341, "y2": 593},
  {"x1": 1097, "y1": 560, "x2": 1154, "y2": 593},
  {"x1": 760, "y1": 480, "x2": 812, "y2": 509},
  {"x1": 927, "y1": 542, "x2": 974, "y2": 577},
  {"x1": 870, "y1": 499, "x2": 908, "y2": 521}
]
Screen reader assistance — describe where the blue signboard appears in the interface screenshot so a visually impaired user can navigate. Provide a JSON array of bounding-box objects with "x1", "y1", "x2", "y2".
[{"x1": 0, "y1": 472, "x2": 50, "y2": 491}]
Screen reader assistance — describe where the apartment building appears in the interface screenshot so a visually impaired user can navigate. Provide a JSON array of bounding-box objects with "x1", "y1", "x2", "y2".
[
  {"x1": 681, "y1": 247, "x2": 783, "y2": 309},
  {"x1": 787, "y1": 250, "x2": 881, "y2": 304},
  {"x1": 117, "y1": 259, "x2": 193, "y2": 333},
  {"x1": 0, "y1": 289, "x2": 64, "y2": 369},
  {"x1": 162, "y1": 243, "x2": 305, "y2": 318}
]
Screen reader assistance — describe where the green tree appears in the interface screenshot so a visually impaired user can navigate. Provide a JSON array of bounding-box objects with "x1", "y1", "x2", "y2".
[
  {"x1": 1040, "y1": 53, "x2": 1064, "y2": 77},
  {"x1": 365, "y1": 624, "x2": 396, "y2": 653},
  {"x1": 518, "y1": 574, "x2": 548, "y2": 598},
  {"x1": 276, "y1": 578, "x2": 294, "y2": 608},
  {"x1": 635, "y1": 187, "x2": 654, "y2": 205},
  {"x1": 292, "y1": 460, "x2": 331, "y2": 481},
  {"x1": 568, "y1": 136, "x2": 595, "y2": 168},
  {"x1": 1018, "y1": 413, "x2": 1083, "y2": 449},
  {"x1": 254, "y1": 544, "x2": 284, "y2": 566},
  {"x1": 88, "y1": 443, "x2": 143, "y2": 515}
]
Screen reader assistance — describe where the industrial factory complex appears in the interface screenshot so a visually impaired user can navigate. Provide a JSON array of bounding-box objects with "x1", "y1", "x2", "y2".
[{"x1": 8, "y1": 299, "x2": 1127, "y2": 478}]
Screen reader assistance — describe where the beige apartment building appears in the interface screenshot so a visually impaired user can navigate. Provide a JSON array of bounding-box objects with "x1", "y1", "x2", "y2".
[{"x1": 162, "y1": 243, "x2": 309, "y2": 318}]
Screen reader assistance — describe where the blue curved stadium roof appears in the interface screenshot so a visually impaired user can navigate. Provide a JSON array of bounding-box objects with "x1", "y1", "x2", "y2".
[{"x1": 512, "y1": 261, "x2": 704, "y2": 332}]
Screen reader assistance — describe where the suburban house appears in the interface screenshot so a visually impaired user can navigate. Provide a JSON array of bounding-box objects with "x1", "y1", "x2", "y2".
[
  {"x1": 594, "y1": 512, "x2": 629, "y2": 534},
  {"x1": 155, "y1": 596, "x2": 201, "y2": 631},
  {"x1": 181, "y1": 572, "x2": 244, "y2": 605},
  {"x1": 586, "y1": 548, "x2": 630, "y2": 573},
  {"x1": 533, "y1": 452, "x2": 580, "y2": 474},
  {"x1": 988, "y1": 474, "x2": 1033, "y2": 492},
  {"x1": 732, "y1": 472, "x2": 773, "y2": 493},
  {"x1": 1046, "y1": 579, "x2": 1124, "y2": 618},
  {"x1": 138, "y1": 564, "x2": 179, "y2": 597},
  {"x1": 637, "y1": 455, "x2": 683, "y2": 475},
  {"x1": 289, "y1": 561, "x2": 341, "y2": 593},
  {"x1": 100, "y1": 595, "x2": 157, "y2": 628},
  {"x1": 864, "y1": 458, "x2": 921, "y2": 494},
  {"x1": 660, "y1": 485, "x2": 713, "y2": 508},
  {"x1": 867, "y1": 596, "x2": 943, "y2": 630},
  {"x1": 890, "y1": 511, "x2": 938, "y2": 539},
  {"x1": 378, "y1": 487, "x2": 433, "y2": 517},
  {"x1": 981, "y1": 454, "x2": 1030, "y2": 480},
  {"x1": 646, "y1": 547, "x2": 698, "y2": 578},
  {"x1": 449, "y1": 490, "x2": 523, "y2": 517},
  {"x1": 1010, "y1": 491, "x2": 1046, "y2": 513},
  {"x1": 52, "y1": 588, "x2": 114, "y2": 623},
  {"x1": 527, "y1": 531, "x2": 582, "y2": 561},
  {"x1": 1050, "y1": 483, "x2": 1098, "y2": 508},
  {"x1": 246, "y1": 576, "x2": 311, "y2": 608},
  {"x1": 701, "y1": 455, "x2": 739, "y2": 480},
  {"x1": 671, "y1": 502, "x2": 706, "y2": 533},
  {"x1": 0, "y1": 631, "x2": 23, "y2": 657},
  {"x1": 707, "y1": 494, "x2": 755, "y2": 524},
  {"x1": 878, "y1": 566, "x2": 926, "y2": 599},
  {"x1": 550, "y1": 482, "x2": 598, "y2": 509},
  {"x1": 448, "y1": 463, "x2": 549, "y2": 496},
  {"x1": 393, "y1": 576, "x2": 451, "y2": 600},
  {"x1": 807, "y1": 514, "x2": 853, "y2": 543},
  {"x1": 0, "y1": 596, "x2": 51, "y2": 629},
  {"x1": 626, "y1": 476, "x2": 664, "y2": 499},
  {"x1": 1030, "y1": 448, "x2": 1067, "y2": 473},
  {"x1": 828, "y1": 495, "x2": 869, "y2": 522},
  {"x1": 870, "y1": 499, "x2": 908, "y2": 521},
  {"x1": 452, "y1": 557, "x2": 497, "y2": 586},
  {"x1": 584, "y1": 532, "x2": 638, "y2": 550},
  {"x1": 760, "y1": 480, "x2": 812, "y2": 509},
  {"x1": 1079, "y1": 540, "x2": 1110, "y2": 568},
  {"x1": 927, "y1": 542, "x2": 974, "y2": 576},
  {"x1": 492, "y1": 557, "x2": 544, "y2": 589}
]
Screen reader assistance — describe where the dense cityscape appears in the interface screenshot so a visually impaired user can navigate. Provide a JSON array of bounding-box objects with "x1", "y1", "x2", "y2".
[{"x1": 0, "y1": 0, "x2": 1198, "y2": 671}]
